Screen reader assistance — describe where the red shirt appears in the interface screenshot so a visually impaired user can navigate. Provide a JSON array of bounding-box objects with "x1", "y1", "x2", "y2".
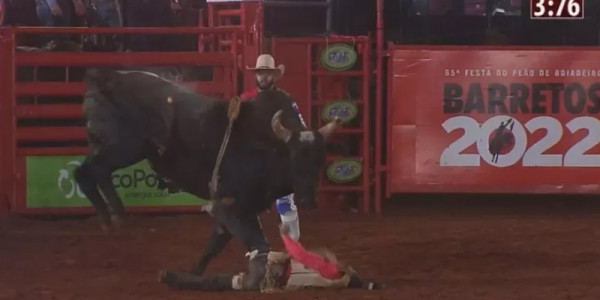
[
  {"x1": 240, "y1": 87, "x2": 259, "y2": 102},
  {"x1": 281, "y1": 234, "x2": 341, "y2": 280}
]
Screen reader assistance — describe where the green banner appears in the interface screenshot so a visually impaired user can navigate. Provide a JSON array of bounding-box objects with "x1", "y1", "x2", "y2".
[{"x1": 26, "y1": 155, "x2": 208, "y2": 208}]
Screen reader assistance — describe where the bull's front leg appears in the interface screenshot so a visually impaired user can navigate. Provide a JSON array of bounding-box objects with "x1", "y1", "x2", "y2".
[
  {"x1": 213, "y1": 209, "x2": 270, "y2": 291},
  {"x1": 195, "y1": 197, "x2": 270, "y2": 290},
  {"x1": 190, "y1": 197, "x2": 235, "y2": 275},
  {"x1": 190, "y1": 224, "x2": 232, "y2": 275}
]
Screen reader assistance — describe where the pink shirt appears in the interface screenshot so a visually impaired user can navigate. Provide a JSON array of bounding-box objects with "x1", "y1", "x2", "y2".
[{"x1": 281, "y1": 234, "x2": 341, "y2": 280}]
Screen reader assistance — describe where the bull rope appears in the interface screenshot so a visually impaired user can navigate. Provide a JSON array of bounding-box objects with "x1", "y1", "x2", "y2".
[{"x1": 209, "y1": 96, "x2": 242, "y2": 200}]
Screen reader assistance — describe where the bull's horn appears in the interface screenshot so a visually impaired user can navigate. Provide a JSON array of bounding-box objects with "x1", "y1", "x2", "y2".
[
  {"x1": 271, "y1": 110, "x2": 292, "y2": 142},
  {"x1": 318, "y1": 117, "x2": 342, "y2": 140}
]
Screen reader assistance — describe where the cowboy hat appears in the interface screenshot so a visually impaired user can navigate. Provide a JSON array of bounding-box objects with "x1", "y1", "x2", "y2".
[{"x1": 246, "y1": 54, "x2": 285, "y2": 77}]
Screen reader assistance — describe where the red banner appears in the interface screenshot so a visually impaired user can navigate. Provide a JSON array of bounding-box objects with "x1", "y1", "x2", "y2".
[{"x1": 388, "y1": 46, "x2": 600, "y2": 194}]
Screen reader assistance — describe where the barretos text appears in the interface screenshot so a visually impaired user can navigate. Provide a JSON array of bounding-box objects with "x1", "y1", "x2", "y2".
[{"x1": 443, "y1": 82, "x2": 600, "y2": 114}]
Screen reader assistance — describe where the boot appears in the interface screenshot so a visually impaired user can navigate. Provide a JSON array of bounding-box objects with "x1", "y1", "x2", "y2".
[{"x1": 159, "y1": 270, "x2": 234, "y2": 291}]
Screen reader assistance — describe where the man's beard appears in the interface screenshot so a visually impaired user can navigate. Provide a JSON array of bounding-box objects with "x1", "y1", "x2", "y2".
[{"x1": 256, "y1": 79, "x2": 274, "y2": 90}]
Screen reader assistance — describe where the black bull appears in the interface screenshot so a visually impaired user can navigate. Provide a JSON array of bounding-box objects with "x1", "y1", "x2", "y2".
[{"x1": 75, "y1": 69, "x2": 341, "y2": 282}]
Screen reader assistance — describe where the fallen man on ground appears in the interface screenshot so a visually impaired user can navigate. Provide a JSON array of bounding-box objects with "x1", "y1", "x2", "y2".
[{"x1": 158, "y1": 224, "x2": 384, "y2": 292}]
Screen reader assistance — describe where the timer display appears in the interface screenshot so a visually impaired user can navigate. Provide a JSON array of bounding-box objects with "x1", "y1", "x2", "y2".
[{"x1": 531, "y1": 0, "x2": 584, "y2": 19}]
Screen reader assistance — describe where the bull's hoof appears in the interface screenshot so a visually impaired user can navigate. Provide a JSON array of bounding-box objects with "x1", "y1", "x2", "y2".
[
  {"x1": 111, "y1": 215, "x2": 123, "y2": 227},
  {"x1": 96, "y1": 215, "x2": 113, "y2": 234},
  {"x1": 100, "y1": 220, "x2": 119, "y2": 235},
  {"x1": 110, "y1": 215, "x2": 128, "y2": 232},
  {"x1": 100, "y1": 223, "x2": 112, "y2": 234}
]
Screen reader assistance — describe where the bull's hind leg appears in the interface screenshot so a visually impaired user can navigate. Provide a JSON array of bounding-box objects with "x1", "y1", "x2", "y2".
[
  {"x1": 98, "y1": 172, "x2": 127, "y2": 228},
  {"x1": 225, "y1": 213, "x2": 270, "y2": 291},
  {"x1": 76, "y1": 142, "x2": 145, "y2": 232},
  {"x1": 194, "y1": 209, "x2": 270, "y2": 290},
  {"x1": 94, "y1": 144, "x2": 146, "y2": 229},
  {"x1": 75, "y1": 160, "x2": 112, "y2": 231}
]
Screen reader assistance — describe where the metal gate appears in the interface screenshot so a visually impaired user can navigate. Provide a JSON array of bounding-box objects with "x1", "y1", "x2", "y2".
[{"x1": 271, "y1": 36, "x2": 372, "y2": 213}]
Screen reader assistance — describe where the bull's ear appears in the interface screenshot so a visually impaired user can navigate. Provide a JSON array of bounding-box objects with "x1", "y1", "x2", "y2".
[
  {"x1": 271, "y1": 109, "x2": 292, "y2": 142},
  {"x1": 318, "y1": 117, "x2": 342, "y2": 140}
]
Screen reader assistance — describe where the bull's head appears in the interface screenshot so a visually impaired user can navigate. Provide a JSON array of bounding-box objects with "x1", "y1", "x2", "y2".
[{"x1": 271, "y1": 110, "x2": 342, "y2": 210}]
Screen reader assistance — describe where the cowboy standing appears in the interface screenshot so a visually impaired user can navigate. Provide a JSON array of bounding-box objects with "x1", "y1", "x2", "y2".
[
  {"x1": 158, "y1": 224, "x2": 383, "y2": 292},
  {"x1": 242, "y1": 54, "x2": 306, "y2": 242}
]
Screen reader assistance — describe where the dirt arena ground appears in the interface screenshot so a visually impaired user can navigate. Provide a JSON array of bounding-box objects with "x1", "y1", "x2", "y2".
[{"x1": 3, "y1": 194, "x2": 600, "y2": 300}]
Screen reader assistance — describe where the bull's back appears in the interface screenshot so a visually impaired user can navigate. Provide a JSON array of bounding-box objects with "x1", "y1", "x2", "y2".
[
  {"x1": 171, "y1": 93, "x2": 227, "y2": 152},
  {"x1": 155, "y1": 91, "x2": 228, "y2": 198},
  {"x1": 82, "y1": 84, "x2": 145, "y2": 147}
]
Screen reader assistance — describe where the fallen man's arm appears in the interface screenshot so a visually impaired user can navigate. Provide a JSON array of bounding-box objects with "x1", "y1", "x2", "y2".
[{"x1": 281, "y1": 234, "x2": 341, "y2": 279}]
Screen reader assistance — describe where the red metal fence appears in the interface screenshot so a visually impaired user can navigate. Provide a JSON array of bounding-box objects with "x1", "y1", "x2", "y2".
[
  {"x1": 0, "y1": 27, "x2": 13, "y2": 217},
  {"x1": 8, "y1": 29, "x2": 598, "y2": 217},
  {"x1": 272, "y1": 36, "x2": 373, "y2": 213},
  {"x1": 0, "y1": 26, "x2": 242, "y2": 215},
  {"x1": 0, "y1": 28, "x2": 386, "y2": 216}
]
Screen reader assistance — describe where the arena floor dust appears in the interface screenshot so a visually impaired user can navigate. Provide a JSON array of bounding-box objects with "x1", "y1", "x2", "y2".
[{"x1": 3, "y1": 194, "x2": 600, "y2": 300}]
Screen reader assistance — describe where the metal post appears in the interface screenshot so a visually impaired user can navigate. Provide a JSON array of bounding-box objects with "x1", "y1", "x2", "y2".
[
  {"x1": 198, "y1": 8, "x2": 205, "y2": 52},
  {"x1": 375, "y1": 0, "x2": 384, "y2": 215},
  {"x1": 362, "y1": 39, "x2": 371, "y2": 214},
  {"x1": 231, "y1": 31, "x2": 239, "y2": 98},
  {"x1": 0, "y1": 27, "x2": 15, "y2": 217},
  {"x1": 326, "y1": 0, "x2": 333, "y2": 34}
]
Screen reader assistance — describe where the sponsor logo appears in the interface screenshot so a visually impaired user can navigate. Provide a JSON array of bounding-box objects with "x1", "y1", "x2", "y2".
[
  {"x1": 27, "y1": 156, "x2": 208, "y2": 208},
  {"x1": 320, "y1": 43, "x2": 358, "y2": 71},
  {"x1": 322, "y1": 100, "x2": 358, "y2": 123},
  {"x1": 57, "y1": 160, "x2": 86, "y2": 199},
  {"x1": 326, "y1": 158, "x2": 363, "y2": 183},
  {"x1": 112, "y1": 169, "x2": 162, "y2": 189}
]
